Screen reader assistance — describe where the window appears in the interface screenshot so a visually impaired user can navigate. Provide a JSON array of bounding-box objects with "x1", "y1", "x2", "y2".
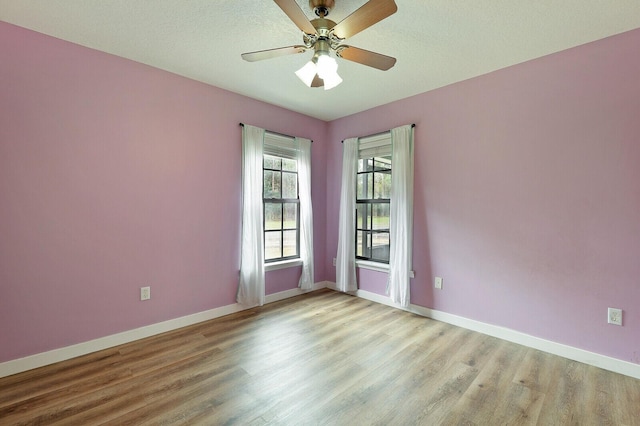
[
  {"x1": 356, "y1": 156, "x2": 391, "y2": 263},
  {"x1": 239, "y1": 124, "x2": 314, "y2": 306},
  {"x1": 337, "y1": 124, "x2": 413, "y2": 303},
  {"x1": 355, "y1": 134, "x2": 392, "y2": 263},
  {"x1": 263, "y1": 139, "x2": 299, "y2": 262}
]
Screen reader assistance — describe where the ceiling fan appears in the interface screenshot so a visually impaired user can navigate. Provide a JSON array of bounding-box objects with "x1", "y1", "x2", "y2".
[{"x1": 241, "y1": 0, "x2": 398, "y2": 90}]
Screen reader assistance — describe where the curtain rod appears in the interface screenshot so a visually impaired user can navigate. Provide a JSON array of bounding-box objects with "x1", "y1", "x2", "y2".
[
  {"x1": 341, "y1": 123, "x2": 415, "y2": 143},
  {"x1": 239, "y1": 123, "x2": 313, "y2": 143}
]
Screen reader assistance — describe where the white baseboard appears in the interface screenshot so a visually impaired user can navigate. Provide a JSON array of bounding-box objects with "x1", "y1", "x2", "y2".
[
  {"x1": 265, "y1": 281, "x2": 328, "y2": 304},
  {"x1": 5, "y1": 281, "x2": 636, "y2": 381},
  {"x1": 0, "y1": 281, "x2": 329, "y2": 379},
  {"x1": 339, "y1": 285, "x2": 640, "y2": 380}
]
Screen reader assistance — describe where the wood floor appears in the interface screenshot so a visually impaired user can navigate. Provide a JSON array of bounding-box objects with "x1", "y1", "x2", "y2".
[{"x1": 1, "y1": 289, "x2": 639, "y2": 425}]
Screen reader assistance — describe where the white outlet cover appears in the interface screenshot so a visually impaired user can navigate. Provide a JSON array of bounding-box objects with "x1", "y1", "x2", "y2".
[
  {"x1": 608, "y1": 307, "x2": 622, "y2": 325},
  {"x1": 435, "y1": 276, "x2": 443, "y2": 289},
  {"x1": 140, "y1": 286, "x2": 151, "y2": 301}
]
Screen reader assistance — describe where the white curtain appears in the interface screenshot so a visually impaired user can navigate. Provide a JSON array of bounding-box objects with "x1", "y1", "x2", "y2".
[
  {"x1": 237, "y1": 124, "x2": 265, "y2": 307},
  {"x1": 296, "y1": 137, "x2": 314, "y2": 290},
  {"x1": 336, "y1": 138, "x2": 359, "y2": 292},
  {"x1": 387, "y1": 125, "x2": 414, "y2": 307}
]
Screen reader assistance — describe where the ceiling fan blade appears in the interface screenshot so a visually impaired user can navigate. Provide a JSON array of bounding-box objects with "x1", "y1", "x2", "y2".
[
  {"x1": 311, "y1": 74, "x2": 324, "y2": 88},
  {"x1": 337, "y1": 46, "x2": 396, "y2": 70},
  {"x1": 331, "y1": 0, "x2": 397, "y2": 39},
  {"x1": 274, "y1": 0, "x2": 317, "y2": 35},
  {"x1": 241, "y1": 45, "x2": 307, "y2": 62}
]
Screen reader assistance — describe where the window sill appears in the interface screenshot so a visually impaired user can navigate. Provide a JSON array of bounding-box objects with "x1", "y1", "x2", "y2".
[
  {"x1": 265, "y1": 259, "x2": 303, "y2": 272},
  {"x1": 353, "y1": 259, "x2": 415, "y2": 278},
  {"x1": 356, "y1": 260, "x2": 389, "y2": 273}
]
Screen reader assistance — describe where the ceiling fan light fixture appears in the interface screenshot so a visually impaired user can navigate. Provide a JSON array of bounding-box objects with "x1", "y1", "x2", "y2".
[
  {"x1": 241, "y1": 0, "x2": 398, "y2": 90},
  {"x1": 316, "y1": 54, "x2": 338, "y2": 79},
  {"x1": 295, "y1": 60, "x2": 317, "y2": 87}
]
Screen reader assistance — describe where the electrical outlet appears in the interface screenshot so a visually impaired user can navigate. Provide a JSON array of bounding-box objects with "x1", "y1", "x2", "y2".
[
  {"x1": 140, "y1": 286, "x2": 151, "y2": 301},
  {"x1": 608, "y1": 307, "x2": 622, "y2": 325},
  {"x1": 333, "y1": 258, "x2": 336, "y2": 266},
  {"x1": 435, "y1": 276, "x2": 443, "y2": 289}
]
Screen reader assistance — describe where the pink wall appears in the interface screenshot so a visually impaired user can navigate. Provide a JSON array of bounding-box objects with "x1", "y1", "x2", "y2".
[
  {"x1": 0, "y1": 22, "x2": 327, "y2": 362},
  {"x1": 326, "y1": 29, "x2": 640, "y2": 363},
  {"x1": 2, "y1": 19, "x2": 639, "y2": 366}
]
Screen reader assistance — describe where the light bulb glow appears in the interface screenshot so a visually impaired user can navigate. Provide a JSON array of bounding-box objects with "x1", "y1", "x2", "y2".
[
  {"x1": 316, "y1": 54, "x2": 338, "y2": 79},
  {"x1": 295, "y1": 61, "x2": 317, "y2": 87}
]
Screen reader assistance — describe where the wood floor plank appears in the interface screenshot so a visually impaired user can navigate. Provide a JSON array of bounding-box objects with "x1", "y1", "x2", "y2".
[
  {"x1": 512, "y1": 347, "x2": 564, "y2": 393},
  {"x1": 1, "y1": 288, "x2": 639, "y2": 425},
  {"x1": 0, "y1": 349, "x2": 125, "y2": 408},
  {"x1": 439, "y1": 339, "x2": 531, "y2": 424},
  {"x1": 382, "y1": 360, "x2": 480, "y2": 425},
  {"x1": 378, "y1": 331, "x2": 502, "y2": 425},
  {"x1": 345, "y1": 331, "x2": 478, "y2": 425},
  {"x1": 537, "y1": 358, "x2": 589, "y2": 425}
]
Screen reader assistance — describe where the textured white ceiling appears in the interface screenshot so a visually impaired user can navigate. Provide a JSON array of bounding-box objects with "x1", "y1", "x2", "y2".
[{"x1": 2, "y1": 1, "x2": 640, "y2": 121}]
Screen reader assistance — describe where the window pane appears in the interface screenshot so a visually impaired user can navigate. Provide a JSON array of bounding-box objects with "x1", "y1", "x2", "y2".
[
  {"x1": 357, "y1": 174, "x2": 365, "y2": 199},
  {"x1": 283, "y1": 230, "x2": 297, "y2": 257},
  {"x1": 356, "y1": 203, "x2": 369, "y2": 230},
  {"x1": 372, "y1": 203, "x2": 390, "y2": 230},
  {"x1": 358, "y1": 159, "x2": 374, "y2": 172},
  {"x1": 356, "y1": 231, "x2": 371, "y2": 258},
  {"x1": 264, "y1": 170, "x2": 281, "y2": 198},
  {"x1": 371, "y1": 232, "x2": 390, "y2": 262},
  {"x1": 357, "y1": 173, "x2": 373, "y2": 200},
  {"x1": 282, "y1": 158, "x2": 297, "y2": 172},
  {"x1": 265, "y1": 203, "x2": 282, "y2": 230},
  {"x1": 374, "y1": 157, "x2": 391, "y2": 171},
  {"x1": 283, "y1": 203, "x2": 297, "y2": 229},
  {"x1": 282, "y1": 172, "x2": 298, "y2": 199},
  {"x1": 264, "y1": 155, "x2": 282, "y2": 170},
  {"x1": 364, "y1": 158, "x2": 374, "y2": 171},
  {"x1": 356, "y1": 203, "x2": 367, "y2": 229},
  {"x1": 374, "y1": 170, "x2": 391, "y2": 199},
  {"x1": 265, "y1": 231, "x2": 282, "y2": 260}
]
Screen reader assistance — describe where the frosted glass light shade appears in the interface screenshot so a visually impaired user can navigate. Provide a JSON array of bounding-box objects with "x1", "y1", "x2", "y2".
[
  {"x1": 316, "y1": 55, "x2": 338, "y2": 79},
  {"x1": 295, "y1": 53, "x2": 342, "y2": 90},
  {"x1": 323, "y1": 72, "x2": 343, "y2": 90},
  {"x1": 295, "y1": 61, "x2": 317, "y2": 87}
]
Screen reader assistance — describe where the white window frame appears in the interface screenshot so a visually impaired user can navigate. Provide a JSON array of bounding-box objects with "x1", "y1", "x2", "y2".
[
  {"x1": 356, "y1": 133, "x2": 392, "y2": 267},
  {"x1": 356, "y1": 133, "x2": 391, "y2": 272},
  {"x1": 263, "y1": 133, "x2": 301, "y2": 271}
]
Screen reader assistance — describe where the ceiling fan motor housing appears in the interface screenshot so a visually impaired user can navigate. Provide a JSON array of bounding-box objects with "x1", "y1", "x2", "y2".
[{"x1": 310, "y1": 0, "x2": 335, "y2": 17}]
